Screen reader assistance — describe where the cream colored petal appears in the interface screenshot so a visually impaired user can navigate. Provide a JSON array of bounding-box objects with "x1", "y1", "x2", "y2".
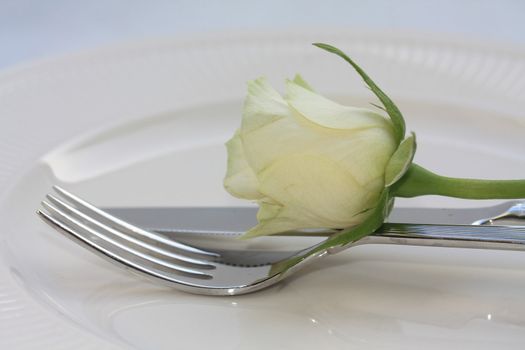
[
  {"x1": 223, "y1": 131, "x2": 262, "y2": 199},
  {"x1": 240, "y1": 111, "x2": 313, "y2": 173},
  {"x1": 245, "y1": 200, "x2": 319, "y2": 238},
  {"x1": 292, "y1": 74, "x2": 314, "y2": 92},
  {"x1": 255, "y1": 198, "x2": 282, "y2": 221},
  {"x1": 241, "y1": 77, "x2": 290, "y2": 133},
  {"x1": 285, "y1": 79, "x2": 393, "y2": 131},
  {"x1": 319, "y1": 127, "x2": 397, "y2": 186},
  {"x1": 241, "y1": 113, "x2": 396, "y2": 186},
  {"x1": 247, "y1": 155, "x2": 379, "y2": 236}
]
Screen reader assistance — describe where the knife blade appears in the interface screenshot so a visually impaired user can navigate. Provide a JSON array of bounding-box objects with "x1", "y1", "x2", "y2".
[{"x1": 103, "y1": 201, "x2": 524, "y2": 235}]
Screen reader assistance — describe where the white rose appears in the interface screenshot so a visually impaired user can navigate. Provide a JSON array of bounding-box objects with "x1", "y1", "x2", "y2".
[{"x1": 224, "y1": 75, "x2": 397, "y2": 237}]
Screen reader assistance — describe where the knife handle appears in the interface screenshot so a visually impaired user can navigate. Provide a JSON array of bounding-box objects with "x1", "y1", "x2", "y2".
[{"x1": 365, "y1": 223, "x2": 525, "y2": 251}]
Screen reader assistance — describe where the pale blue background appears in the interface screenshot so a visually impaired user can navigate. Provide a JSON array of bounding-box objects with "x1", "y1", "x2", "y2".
[{"x1": 1, "y1": 0, "x2": 524, "y2": 69}]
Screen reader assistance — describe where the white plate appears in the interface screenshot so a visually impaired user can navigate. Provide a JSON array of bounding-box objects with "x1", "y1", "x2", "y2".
[{"x1": 1, "y1": 31, "x2": 525, "y2": 350}]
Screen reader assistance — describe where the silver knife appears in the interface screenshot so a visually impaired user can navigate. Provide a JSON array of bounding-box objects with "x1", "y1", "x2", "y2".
[{"x1": 103, "y1": 201, "x2": 525, "y2": 236}]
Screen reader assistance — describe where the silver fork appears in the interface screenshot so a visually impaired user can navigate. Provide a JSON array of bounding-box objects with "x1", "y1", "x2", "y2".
[{"x1": 37, "y1": 186, "x2": 525, "y2": 296}]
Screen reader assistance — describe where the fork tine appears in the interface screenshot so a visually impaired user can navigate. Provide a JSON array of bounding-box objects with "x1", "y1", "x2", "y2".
[
  {"x1": 45, "y1": 194, "x2": 215, "y2": 269},
  {"x1": 52, "y1": 185, "x2": 218, "y2": 258},
  {"x1": 37, "y1": 210, "x2": 214, "y2": 288},
  {"x1": 39, "y1": 202, "x2": 213, "y2": 279}
]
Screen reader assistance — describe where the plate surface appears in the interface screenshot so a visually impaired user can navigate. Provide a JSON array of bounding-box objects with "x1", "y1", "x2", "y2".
[{"x1": 1, "y1": 31, "x2": 525, "y2": 349}]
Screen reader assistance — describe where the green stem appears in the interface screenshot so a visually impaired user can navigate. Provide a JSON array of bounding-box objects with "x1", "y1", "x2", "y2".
[{"x1": 393, "y1": 163, "x2": 525, "y2": 199}]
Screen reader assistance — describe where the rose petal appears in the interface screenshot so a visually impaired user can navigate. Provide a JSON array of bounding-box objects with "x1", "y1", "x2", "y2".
[
  {"x1": 223, "y1": 131, "x2": 262, "y2": 199},
  {"x1": 285, "y1": 79, "x2": 392, "y2": 131}
]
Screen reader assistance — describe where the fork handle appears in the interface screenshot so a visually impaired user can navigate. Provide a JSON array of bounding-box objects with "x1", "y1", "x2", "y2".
[{"x1": 364, "y1": 223, "x2": 525, "y2": 251}]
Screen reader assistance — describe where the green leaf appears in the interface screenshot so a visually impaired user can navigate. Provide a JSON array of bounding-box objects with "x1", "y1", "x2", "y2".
[
  {"x1": 313, "y1": 42, "x2": 406, "y2": 145},
  {"x1": 384, "y1": 132, "x2": 417, "y2": 187},
  {"x1": 369, "y1": 102, "x2": 386, "y2": 112}
]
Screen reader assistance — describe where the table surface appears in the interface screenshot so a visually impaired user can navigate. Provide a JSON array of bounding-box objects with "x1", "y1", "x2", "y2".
[{"x1": 1, "y1": 0, "x2": 524, "y2": 70}]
